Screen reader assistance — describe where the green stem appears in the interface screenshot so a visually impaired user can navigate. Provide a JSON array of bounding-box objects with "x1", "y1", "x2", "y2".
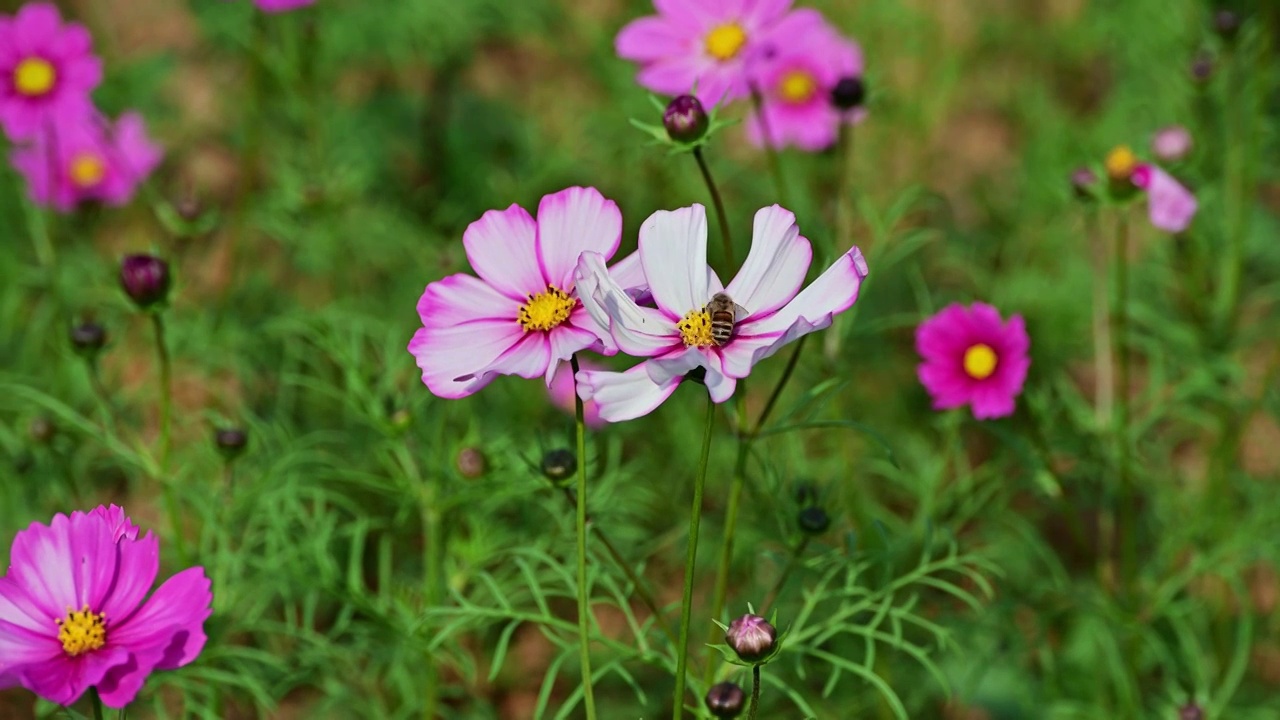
[
  {"x1": 747, "y1": 664, "x2": 762, "y2": 720},
  {"x1": 150, "y1": 312, "x2": 187, "y2": 565},
  {"x1": 823, "y1": 123, "x2": 857, "y2": 362},
  {"x1": 749, "y1": 87, "x2": 789, "y2": 207},
  {"x1": 90, "y1": 688, "x2": 105, "y2": 720},
  {"x1": 86, "y1": 358, "x2": 117, "y2": 434},
  {"x1": 672, "y1": 391, "x2": 717, "y2": 720},
  {"x1": 761, "y1": 535, "x2": 810, "y2": 613},
  {"x1": 571, "y1": 355, "x2": 598, "y2": 720},
  {"x1": 1111, "y1": 212, "x2": 1135, "y2": 597},
  {"x1": 560, "y1": 487, "x2": 678, "y2": 648},
  {"x1": 693, "y1": 146, "x2": 734, "y2": 269},
  {"x1": 1086, "y1": 208, "x2": 1112, "y2": 428},
  {"x1": 753, "y1": 334, "x2": 807, "y2": 437},
  {"x1": 422, "y1": 491, "x2": 442, "y2": 720},
  {"x1": 27, "y1": 201, "x2": 56, "y2": 272},
  {"x1": 221, "y1": 12, "x2": 268, "y2": 316},
  {"x1": 702, "y1": 435, "x2": 749, "y2": 687}
]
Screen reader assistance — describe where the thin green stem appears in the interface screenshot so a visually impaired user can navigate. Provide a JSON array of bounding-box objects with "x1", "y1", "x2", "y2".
[
  {"x1": 703, "y1": 435, "x2": 749, "y2": 687},
  {"x1": 90, "y1": 688, "x2": 105, "y2": 720},
  {"x1": 693, "y1": 146, "x2": 734, "y2": 269},
  {"x1": 761, "y1": 535, "x2": 810, "y2": 613},
  {"x1": 571, "y1": 354, "x2": 598, "y2": 720},
  {"x1": 1086, "y1": 208, "x2": 1112, "y2": 428},
  {"x1": 1111, "y1": 212, "x2": 1135, "y2": 597},
  {"x1": 749, "y1": 87, "x2": 789, "y2": 207},
  {"x1": 823, "y1": 123, "x2": 857, "y2": 361},
  {"x1": 422, "y1": 491, "x2": 442, "y2": 720},
  {"x1": 747, "y1": 664, "x2": 762, "y2": 720},
  {"x1": 673, "y1": 391, "x2": 717, "y2": 720},
  {"x1": 86, "y1": 359, "x2": 117, "y2": 435},
  {"x1": 27, "y1": 201, "x2": 56, "y2": 272},
  {"x1": 150, "y1": 312, "x2": 187, "y2": 565},
  {"x1": 560, "y1": 487, "x2": 678, "y2": 648},
  {"x1": 753, "y1": 334, "x2": 808, "y2": 437},
  {"x1": 221, "y1": 12, "x2": 268, "y2": 317}
]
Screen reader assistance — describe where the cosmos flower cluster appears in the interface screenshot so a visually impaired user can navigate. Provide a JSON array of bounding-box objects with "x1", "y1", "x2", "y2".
[{"x1": 615, "y1": 0, "x2": 867, "y2": 151}]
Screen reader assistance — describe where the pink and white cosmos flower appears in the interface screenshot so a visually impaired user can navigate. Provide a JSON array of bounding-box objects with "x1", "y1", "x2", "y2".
[
  {"x1": 746, "y1": 13, "x2": 864, "y2": 151},
  {"x1": 11, "y1": 110, "x2": 163, "y2": 212},
  {"x1": 409, "y1": 186, "x2": 644, "y2": 399},
  {"x1": 0, "y1": 2, "x2": 102, "y2": 141},
  {"x1": 1132, "y1": 163, "x2": 1197, "y2": 234},
  {"x1": 615, "y1": 0, "x2": 809, "y2": 106},
  {"x1": 574, "y1": 203, "x2": 868, "y2": 421},
  {"x1": 0, "y1": 505, "x2": 212, "y2": 708}
]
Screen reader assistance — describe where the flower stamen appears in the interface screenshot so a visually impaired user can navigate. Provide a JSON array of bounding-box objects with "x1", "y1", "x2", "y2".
[
  {"x1": 517, "y1": 286, "x2": 576, "y2": 332},
  {"x1": 69, "y1": 152, "x2": 106, "y2": 188},
  {"x1": 778, "y1": 70, "x2": 817, "y2": 103},
  {"x1": 705, "y1": 23, "x2": 747, "y2": 61},
  {"x1": 56, "y1": 604, "x2": 106, "y2": 657},
  {"x1": 678, "y1": 310, "x2": 716, "y2": 347},
  {"x1": 14, "y1": 57, "x2": 56, "y2": 97},
  {"x1": 1105, "y1": 145, "x2": 1137, "y2": 182},
  {"x1": 963, "y1": 343, "x2": 998, "y2": 380}
]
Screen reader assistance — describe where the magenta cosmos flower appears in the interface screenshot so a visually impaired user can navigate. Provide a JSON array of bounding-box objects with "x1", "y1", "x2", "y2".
[
  {"x1": 11, "y1": 111, "x2": 162, "y2": 212},
  {"x1": 746, "y1": 12, "x2": 864, "y2": 151},
  {"x1": 0, "y1": 2, "x2": 102, "y2": 141},
  {"x1": 615, "y1": 0, "x2": 810, "y2": 105},
  {"x1": 574, "y1": 204, "x2": 868, "y2": 421},
  {"x1": 409, "y1": 186, "x2": 647, "y2": 399},
  {"x1": 0, "y1": 505, "x2": 212, "y2": 708},
  {"x1": 1105, "y1": 145, "x2": 1197, "y2": 234},
  {"x1": 916, "y1": 303, "x2": 1029, "y2": 420}
]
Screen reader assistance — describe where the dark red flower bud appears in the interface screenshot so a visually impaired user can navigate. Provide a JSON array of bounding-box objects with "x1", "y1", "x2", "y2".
[
  {"x1": 798, "y1": 506, "x2": 830, "y2": 535},
  {"x1": 726, "y1": 614, "x2": 776, "y2": 663},
  {"x1": 119, "y1": 254, "x2": 171, "y2": 309},
  {"x1": 830, "y1": 76, "x2": 865, "y2": 110},
  {"x1": 705, "y1": 681, "x2": 746, "y2": 718},
  {"x1": 70, "y1": 321, "x2": 108, "y2": 357},
  {"x1": 214, "y1": 427, "x2": 248, "y2": 460},
  {"x1": 663, "y1": 95, "x2": 709, "y2": 143}
]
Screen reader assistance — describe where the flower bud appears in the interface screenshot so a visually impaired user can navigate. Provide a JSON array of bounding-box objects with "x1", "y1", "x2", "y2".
[
  {"x1": 725, "y1": 613, "x2": 776, "y2": 663},
  {"x1": 798, "y1": 506, "x2": 830, "y2": 535},
  {"x1": 541, "y1": 448, "x2": 577, "y2": 484},
  {"x1": 1213, "y1": 10, "x2": 1240, "y2": 41},
  {"x1": 1190, "y1": 51, "x2": 1214, "y2": 83},
  {"x1": 28, "y1": 416, "x2": 56, "y2": 445},
  {"x1": 1070, "y1": 167, "x2": 1098, "y2": 200},
  {"x1": 830, "y1": 76, "x2": 865, "y2": 111},
  {"x1": 70, "y1": 321, "x2": 107, "y2": 357},
  {"x1": 175, "y1": 192, "x2": 202, "y2": 222},
  {"x1": 456, "y1": 447, "x2": 487, "y2": 479},
  {"x1": 214, "y1": 427, "x2": 248, "y2": 461},
  {"x1": 704, "y1": 681, "x2": 746, "y2": 718},
  {"x1": 1178, "y1": 703, "x2": 1204, "y2": 720},
  {"x1": 119, "y1": 254, "x2": 171, "y2": 309},
  {"x1": 663, "y1": 95, "x2": 709, "y2": 143},
  {"x1": 1151, "y1": 125, "x2": 1192, "y2": 163}
]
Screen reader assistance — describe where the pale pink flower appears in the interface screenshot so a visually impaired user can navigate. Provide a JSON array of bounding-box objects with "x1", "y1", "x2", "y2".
[
  {"x1": 1132, "y1": 163, "x2": 1197, "y2": 234},
  {"x1": 575, "y1": 204, "x2": 868, "y2": 421},
  {"x1": 746, "y1": 13, "x2": 864, "y2": 151},
  {"x1": 11, "y1": 110, "x2": 162, "y2": 212},
  {"x1": 0, "y1": 506, "x2": 212, "y2": 708},
  {"x1": 1150, "y1": 125, "x2": 1192, "y2": 163},
  {"x1": 409, "y1": 187, "x2": 646, "y2": 399},
  {"x1": 0, "y1": 2, "x2": 102, "y2": 140},
  {"x1": 548, "y1": 358, "x2": 606, "y2": 428},
  {"x1": 615, "y1": 0, "x2": 810, "y2": 105},
  {"x1": 916, "y1": 303, "x2": 1030, "y2": 420}
]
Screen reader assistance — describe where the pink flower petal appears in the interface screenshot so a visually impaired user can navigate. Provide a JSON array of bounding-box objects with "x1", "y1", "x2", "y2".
[
  {"x1": 577, "y1": 364, "x2": 682, "y2": 422},
  {"x1": 463, "y1": 204, "x2": 545, "y2": 300},
  {"x1": 724, "y1": 205, "x2": 811, "y2": 317},
  {"x1": 576, "y1": 251, "x2": 681, "y2": 357},
  {"x1": 479, "y1": 332, "x2": 552, "y2": 381},
  {"x1": 409, "y1": 320, "x2": 523, "y2": 399},
  {"x1": 97, "y1": 532, "x2": 159, "y2": 624},
  {"x1": 543, "y1": 323, "x2": 602, "y2": 383},
  {"x1": 107, "y1": 566, "x2": 211, "y2": 671},
  {"x1": 535, "y1": 186, "x2": 622, "y2": 290},
  {"x1": 616, "y1": 16, "x2": 696, "y2": 62},
  {"x1": 415, "y1": 273, "x2": 520, "y2": 328},
  {"x1": 15, "y1": 644, "x2": 130, "y2": 707},
  {"x1": 90, "y1": 505, "x2": 139, "y2": 541},
  {"x1": 548, "y1": 359, "x2": 607, "y2": 428},
  {"x1": 1141, "y1": 164, "x2": 1197, "y2": 233},
  {"x1": 639, "y1": 204, "x2": 712, "y2": 318},
  {"x1": 722, "y1": 246, "x2": 868, "y2": 377},
  {"x1": 6, "y1": 512, "x2": 118, "y2": 616},
  {"x1": 607, "y1": 250, "x2": 649, "y2": 297}
]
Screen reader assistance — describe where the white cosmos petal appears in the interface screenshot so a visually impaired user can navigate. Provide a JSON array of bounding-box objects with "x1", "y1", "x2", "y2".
[
  {"x1": 577, "y1": 364, "x2": 682, "y2": 422},
  {"x1": 536, "y1": 187, "x2": 623, "y2": 290},
  {"x1": 646, "y1": 346, "x2": 708, "y2": 386},
  {"x1": 722, "y1": 246, "x2": 869, "y2": 378},
  {"x1": 576, "y1": 251, "x2": 680, "y2": 357},
  {"x1": 724, "y1": 205, "x2": 811, "y2": 319},
  {"x1": 639, "y1": 205, "x2": 711, "y2": 318}
]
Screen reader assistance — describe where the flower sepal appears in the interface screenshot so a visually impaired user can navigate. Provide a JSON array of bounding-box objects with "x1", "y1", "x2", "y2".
[{"x1": 629, "y1": 92, "x2": 738, "y2": 154}]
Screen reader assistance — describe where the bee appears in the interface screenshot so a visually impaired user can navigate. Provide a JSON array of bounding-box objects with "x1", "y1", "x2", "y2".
[{"x1": 705, "y1": 292, "x2": 748, "y2": 346}]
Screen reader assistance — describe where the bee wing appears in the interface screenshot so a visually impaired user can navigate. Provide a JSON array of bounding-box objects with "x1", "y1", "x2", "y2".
[{"x1": 733, "y1": 302, "x2": 749, "y2": 319}]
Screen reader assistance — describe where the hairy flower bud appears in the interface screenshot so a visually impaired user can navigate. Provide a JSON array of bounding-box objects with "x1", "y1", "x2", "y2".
[
  {"x1": 119, "y1": 254, "x2": 171, "y2": 309},
  {"x1": 456, "y1": 447, "x2": 487, "y2": 479},
  {"x1": 28, "y1": 416, "x2": 56, "y2": 445},
  {"x1": 214, "y1": 427, "x2": 248, "y2": 461},
  {"x1": 1178, "y1": 703, "x2": 1204, "y2": 720},
  {"x1": 705, "y1": 681, "x2": 746, "y2": 718},
  {"x1": 70, "y1": 321, "x2": 107, "y2": 357},
  {"x1": 1070, "y1": 167, "x2": 1098, "y2": 201},
  {"x1": 1190, "y1": 51, "x2": 1214, "y2": 83},
  {"x1": 663, "y1": 95, "x2": 709, "y2": 143},
  {"x1": 541, "y1": 448, "x2": 577, "y2": 484},
  {"x1": 798, "y1": 506, "x2": 830, "y2": 535},
  {"x1": 1213, "y1": 10, "x2": 1240, "y2": 41},
  {"x1": 830, "y1": 76, "x2": 866, "y2": 110},
  {"x1": 726, "y1": 613, "x2": 776, "y2": 663}
]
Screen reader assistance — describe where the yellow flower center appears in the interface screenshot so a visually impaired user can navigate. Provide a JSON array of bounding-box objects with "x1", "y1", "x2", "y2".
[
  {"x1": 963, "y1": 343, "x2": 998, "y2": 380},
  {"x1": 1105, "y1": 145, "x2": 1136, "y2": 182},
  {"x1": 678, "y1": 309, "x2": 715, "y2": 347},
  {"x1": 56, "y1": 605, "x2": 107, "y2": 657},
  {"x1": 778, "y1": 70, "x2": 817, "y2": 103},
  {"x1": 69, "y1": 152, "x2": 106, "y2": 188},
  {"x1": 705, "y1": 23, "x2": 747, "y2": 61},
  {"x1": 517, "y1": 286, "x2": 576, "y2": 332},
  {"x1": 14, "y1": 57, "x2": 56, "y2": 97}
]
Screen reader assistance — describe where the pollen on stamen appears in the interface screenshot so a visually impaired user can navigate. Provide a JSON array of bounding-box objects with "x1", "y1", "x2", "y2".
[
  {"x1": 679, "y1": 310, "x2": 716, "y2": 347},
  {"x1": 517, "y1": 286, "x2": 576, "y2": 332},
  {"x1": 56, "y1": 604, "x2": 107, "y2": 657}
]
